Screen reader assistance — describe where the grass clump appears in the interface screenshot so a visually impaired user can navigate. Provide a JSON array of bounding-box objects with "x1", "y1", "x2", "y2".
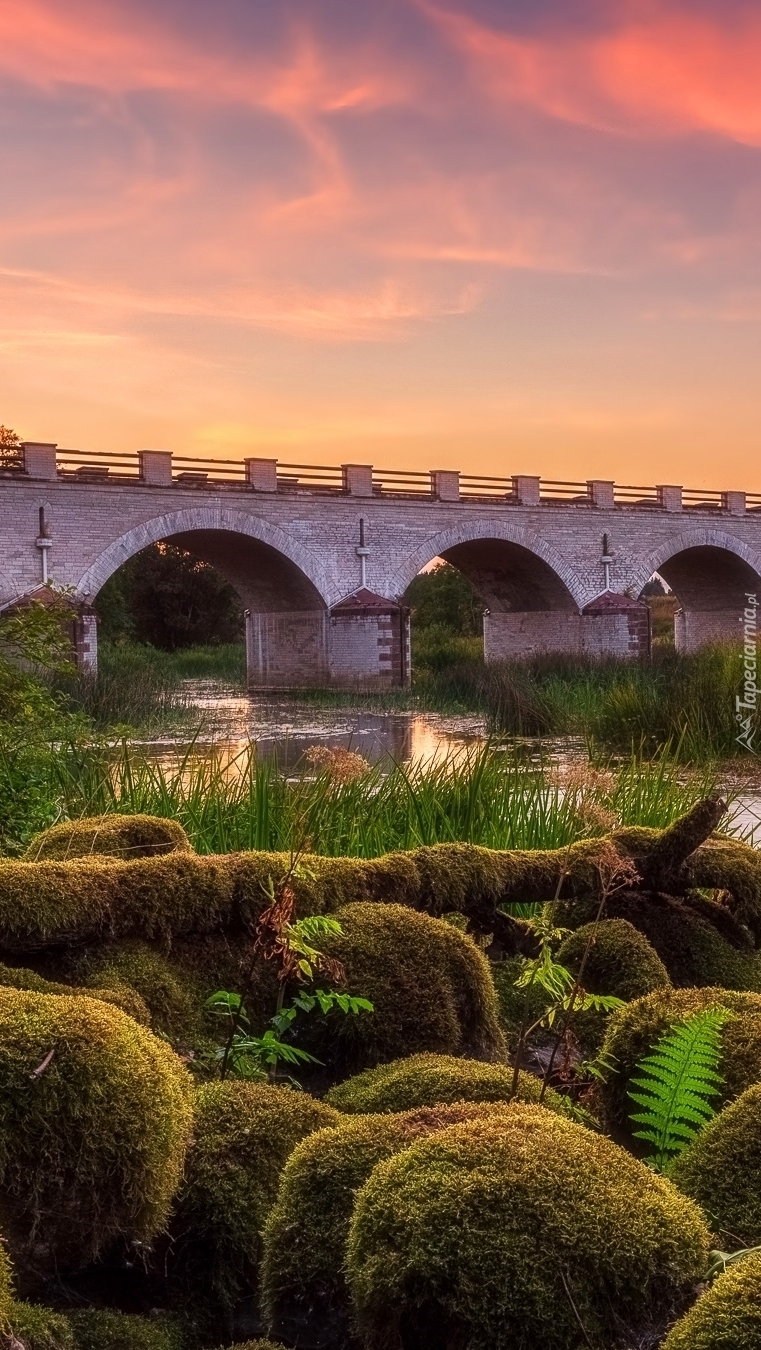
[
  {"x1": 0, "y1": 1240, "x2": 13, "y2": 1327},
  {"x1": 346, "y1": 1106, "x2": 709, "y2": 1350},
  {"x1": 300, "y1": 903, "x2": 506, "y2": 1075},
  {"x1": 672, "y1": 1083, "x2": 761, "y2": 1248},
  {"x1": 169, "y1": 1082, "x2": 339, "y2": 1330},
  {"x1": 67, "y1": 1309, "x2": 184, "y2": 1350},
  {"x1": 661, "y1": 1250, "x2": 761, "y2": 1350},
  {"x1": 324, "y1": 1052, "x2": 564, "y2": 1116},
  {"x1": 0, "y1": 989, "x2": 193, "y2": 1276},
  {"x1": 262, "y1": 1102, "x2": 521, "y2": 1347},
  {"x1": 599, "y1": 987, "x2": 761, "y2": 1145},
  {"x1": 24, "y1": 814, "x2": 191, "y2": 862},
  {"x1": 557, "y1": 918, "x2": 672, "y2": 1002}
]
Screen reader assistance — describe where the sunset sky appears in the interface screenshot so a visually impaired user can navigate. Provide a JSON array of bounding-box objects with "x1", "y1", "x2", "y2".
[{"x1": 2, "y1": 0, "x2": 761, "y2": 487}]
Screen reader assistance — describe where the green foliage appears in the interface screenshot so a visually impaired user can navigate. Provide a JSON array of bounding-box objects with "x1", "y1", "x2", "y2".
[
  {"x1": 324, "y1": 1051, "x2": 568, "y2": 1116},
  {"x1": 0, "y1": 989, "x2": 193, "y2": 1275},
  {"x1": 297, "y1": 903, "x2": 506, "y2": 1075},
  {"x1": 0, "y1": 1238, "x2": 13, "y2": 1327},
  {"x1": 168, "y1": 1081, "x2": 338, "y2": 1327},
  {"x1": 558, "y1": 918, "x2": 672, "y2": 1002},
  {"x1": 345, "y1": 1107, "x2": 710, "y2": 1350},
  {"x1": 403, "y1": 563, "x2": 483, "y2": 635},
  {"x1": 600, "y1": 987, "x2": 761, "y2": 1145},
  {"x1": 95, "y1": 543, "x2": 244, "y2": 649},
  {"x1": 7, "y1": 1301, "x2": 74, "y2": 1348},
  {"x1": 0, "y1": 960, "x2": 150, "y2": 1026},
  {"x1": 0, "y1": 424, "x2": 22, "y2": 469},
  {"x1": 205, "y1": 984, "x2": 373, "y2": 1081},
  {"x1": 261, "y1": 1102, "x2": 520, "y2": 1347},
  {"x1": 215, "y1": 1343, "x2": 287, "y2": 1350},
  {"x1": 661, "y1": 1248, "x2": 761, "y2": 1350},
  {"x1": 24, "y1": 814, "x2": 191, "y2": 861},
  {"x1": 67, "y1": 1309, "x2": 184, "y2": 1350},
  {"x1": 628, "y1": 1008, "x2": 729, "y2": 1171},
  {"x1": 672, "y1": 1084, "x2": 761, "y2": 1248}
]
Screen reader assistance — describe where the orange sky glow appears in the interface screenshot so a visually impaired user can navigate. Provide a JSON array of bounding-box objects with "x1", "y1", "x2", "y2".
[{"x1": 2, "y1": 0, "x2": 761, "y2": 489}]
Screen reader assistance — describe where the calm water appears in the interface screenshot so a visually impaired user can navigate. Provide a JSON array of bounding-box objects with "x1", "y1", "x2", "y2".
[{"x1": 128, "y1": 680, "x2": 761, "y2": 845}]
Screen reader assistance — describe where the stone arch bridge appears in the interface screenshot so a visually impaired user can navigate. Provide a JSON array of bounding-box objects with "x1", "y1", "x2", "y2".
[{"x1": 1, "y1": 442, "x2": 759, "y2": 687}]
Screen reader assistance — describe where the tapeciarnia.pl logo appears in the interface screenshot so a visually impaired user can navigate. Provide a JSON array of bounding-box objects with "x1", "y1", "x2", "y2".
[{"x1": 737, "y1": 592, "x2": 758, "y2": 754}]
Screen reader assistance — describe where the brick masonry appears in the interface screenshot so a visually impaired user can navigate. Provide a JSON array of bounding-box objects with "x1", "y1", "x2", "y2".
[{"x1": 1, "y1": 472, "x2": 760, "y2": 683}]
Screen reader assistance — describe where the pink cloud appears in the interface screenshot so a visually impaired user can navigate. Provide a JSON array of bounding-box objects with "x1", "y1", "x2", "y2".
[{"x1": 424, "y1": 2, "x2": 761, "y2": 145}]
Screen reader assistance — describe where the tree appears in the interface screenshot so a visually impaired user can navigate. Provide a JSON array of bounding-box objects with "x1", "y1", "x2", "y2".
[
  {"x1": 404, "y1": 562, "x2": 483, "y2": 635},
  {"x1": 95, "y1": 544, "x2": 244, "y2": 649},
  {"x1": 0, "y1": 426, "x2": 22, "y2": 471}
]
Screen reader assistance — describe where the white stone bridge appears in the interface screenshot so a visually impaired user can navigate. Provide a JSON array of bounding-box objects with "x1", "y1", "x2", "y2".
[{"x1": 1, "y1": 441, "x2": 759, "y2": 687}]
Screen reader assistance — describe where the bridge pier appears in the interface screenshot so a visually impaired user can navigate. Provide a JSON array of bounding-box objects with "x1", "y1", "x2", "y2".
[
  {"x1": 674, "y1": 609, "x2": 744, "y2": 652},
  {"x1": 246, "y1": 591, "x2": 411, "y2": 690},
  {"x1": 484, "y1": 593, "x2": 651, "y2": 662}
]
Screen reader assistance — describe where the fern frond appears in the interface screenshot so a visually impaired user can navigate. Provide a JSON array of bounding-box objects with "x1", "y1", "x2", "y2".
[{"x1": 627, "y1": 1006, "x2": 730, "y2": 1172}]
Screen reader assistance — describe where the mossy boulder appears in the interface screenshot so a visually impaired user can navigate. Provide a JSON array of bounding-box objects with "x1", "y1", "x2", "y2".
[
  {"x1": 24, "y1": 815, "x2": 191, "y2": 862},
  {"x1": 672, "y1": 1083, "x2": 761, "y2": 1247},
  {"x1": 262, "y1": 1102, "x2": 524, "y2": 1348},
  {"x1": 324, "y1": 1051, "x2": 564, "y2": 1116},
  {"x1": 169, "y1": 1081, "x2": 339, "y2": 1328},
  {"x1": 0, "y1": 989, "x2": 193, "y2": 1278},
  {"x1": 67, "y1": 1309, "x2": 184, "y2": 1350},
  {"x1": 7, "y1": 1301, "x2": 74, "y2": 1348},
  {"x1": 299, "y1": 903, "x2": 506, "y2": 1075},
  {"x1": 599, "y1": 987, "x2": 761, "y2": 1144},
  {"x1": 558, "y1": 918, "x2": 671, "y2": 1001},
  {"x1": 661, "y1": 1250, "x2": 761, "y2": 1350},
  {"x1": 0, "y1": 1239, "x2": 13, "y2": 1327},
  {"x1": 81, "y1": 942, "x2": 203, "y2": 1045},
  {"x1": 346, "y1": 1107, "x2": 710, "y2": 1350},
  {"x1": 0, "y1": 962, "x2": 150, "y2": 1026}
]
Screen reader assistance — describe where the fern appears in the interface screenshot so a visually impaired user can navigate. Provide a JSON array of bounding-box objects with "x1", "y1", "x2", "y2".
[{"x1": 628, "y1": 1007, "x2": 730, "y2": 1172}]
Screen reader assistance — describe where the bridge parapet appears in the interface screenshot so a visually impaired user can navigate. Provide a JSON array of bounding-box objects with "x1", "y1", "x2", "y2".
[{"x1": 6, "y1": 443, "x2": 758, "y2": 516}]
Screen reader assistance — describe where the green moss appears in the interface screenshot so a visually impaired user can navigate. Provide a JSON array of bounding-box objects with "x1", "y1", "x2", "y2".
[
  {"x1": 599, "y1": 987, "x2": 761, "y2": 1146},
  {"x1": 81, "y1": 942, "x2": 203, "y2": 1044},
  {"x1": 215, "y1": 1343, "x2": 287, "y2": 1350},
  {"x1": 672, "y1": 1083, "x2": 761, "y2": 1248},
  {"x1": 300, "y1": 903, "x2": 506, "y2": 1075},
  {"x1": 262, "y1": 1101, "x2": 527, "y2": 1348},
  {"x1": 558, "y1": 918, "x2": 671, "y2": 1001},
  {"x1": 0, "y1": 962, "x2": 151, "y2": 1026},
  {"x1": 7, "y1": 1301, "x2": 74, "y2": 1348},
  {"x1": 661, "y1": 1250, "x2": 761, "y2": 1350},
  {"x1": 0, "y1": 989, "x2": 193, "y2": 1278},
  {"x1": 169, "y1": 1081, "x2": 339, "y2": 1326},
  {"x1": 67, "y1": 1309, "x2": 184, "y2": 1350},
  {"x1": 346, "y1": 1107, "x2": 710, "y2": 1350},
  {"x1": 688, "y1": 836, "x2": 761, "y2": 941},
  {"x1": 24, "y1": 814, "x2": 192, "y2": 862},
  {"x1": 324, "y1": 1051, "x2": 566, "y2": 1116},
  {"x1": 0, "y1": 1238, "x2": 13, "y2": 1328}
]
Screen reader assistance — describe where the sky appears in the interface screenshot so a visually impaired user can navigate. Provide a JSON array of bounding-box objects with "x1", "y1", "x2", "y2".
[{"x1": 1, "y1": 0, "x2": 761, "y2": 488}]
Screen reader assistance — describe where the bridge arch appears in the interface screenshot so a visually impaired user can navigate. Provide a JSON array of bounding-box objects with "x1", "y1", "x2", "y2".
[
  {"x1": 389, "y1": 519, "x2": 586, "y2": 611},
  {"x1": 631, "y1": 528, "x2": 761, "y2": 652},
  {"x1": 74, "y1": 506, "x2": 332, "y2": 612}
]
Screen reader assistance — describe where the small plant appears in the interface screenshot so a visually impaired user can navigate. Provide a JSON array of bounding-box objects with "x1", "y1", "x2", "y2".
[
  {"x1": 628, "y1": 1007, "x2": 730, "y2": 1172},
  {"x1": 206, "y1": 872, "x2": 372, "y2": 1081}
]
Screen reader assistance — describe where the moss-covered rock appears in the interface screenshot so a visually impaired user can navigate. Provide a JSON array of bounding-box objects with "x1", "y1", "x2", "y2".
[
  {"x1": 7, "y1": 1301, "x2": 74, "y2": 1348},
  {"x1": 0, "y1": 962, "x2": 151, "y2": 1026},
  {"x1": 24, "y1": 815, "x2": 191, "y2": 862},
  {"x1": 300, "y1": 903, "x2": 506, "y2": 1075},
  {"x1": 599, "y1": 987, "x2": 761, "y2": 1144},
  {"x1": 324, "y1": 1051, "x2": 567, "y2": 1116},
  {"x1": 80, "y1": 942, "x2": 203, "y2": 1044},
  {"x1": 346, "y1": 1107, "x2": 710, "y2": 1350},
  {"x1": 215, "y1": 1343, "x2": 287, "y2": 1350},
  {"x1": 169, "y1": 1081, "x2": 339, "y2": 1328},
  {"x1": 557, "y1": 918, "x2": 671, "y2": 1001},
  {"x1": 262, "y1": 1102, "x2": 523, "y2": 1348},
  {"x1": 67, "y1": 1309, "x2": 184, "y2": 1350},
  {"x1": 672, "y1": 1083, "x2": 761, "y2": 1248},
  {"x1": 0, "y1": 1239, "x2": 13, "y2": 1327},
  {"x1": 0, "y1": 989, "x2": 193, "y2": 1277},
  {"x1": 661, "y1": 1250, "x2": 761, "y2": 1350}
]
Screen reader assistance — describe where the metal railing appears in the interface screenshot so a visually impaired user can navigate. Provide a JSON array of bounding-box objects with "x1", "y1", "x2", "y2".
[
  {"x1": 459, "y1": 473, "x2": 516, "y2": 500},
  {"x1": 682, "y1": 488, "x2": 726, "y2": 511},
  {"x1": 371, "y1": 468, "x2": 433, "y2": 496},
  {"x1": 56, "y1": 448, "x2": 142, "y2": 481},
  {"x1": 539, "y1": 480, "x2": 590, "y2": 503},
  {"x1": 614, "y1": 484, "x2": 661, "y2": 507}
]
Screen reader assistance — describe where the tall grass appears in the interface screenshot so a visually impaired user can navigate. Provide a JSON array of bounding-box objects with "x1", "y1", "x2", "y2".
[{"x1": 41, "y1": 739, "x2": 728, "y2": 858}]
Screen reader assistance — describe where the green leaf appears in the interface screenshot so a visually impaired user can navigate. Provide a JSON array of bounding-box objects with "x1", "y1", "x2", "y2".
[{"x1": 627, "y1": 1006, "x2": 731, "y2": 1171}]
